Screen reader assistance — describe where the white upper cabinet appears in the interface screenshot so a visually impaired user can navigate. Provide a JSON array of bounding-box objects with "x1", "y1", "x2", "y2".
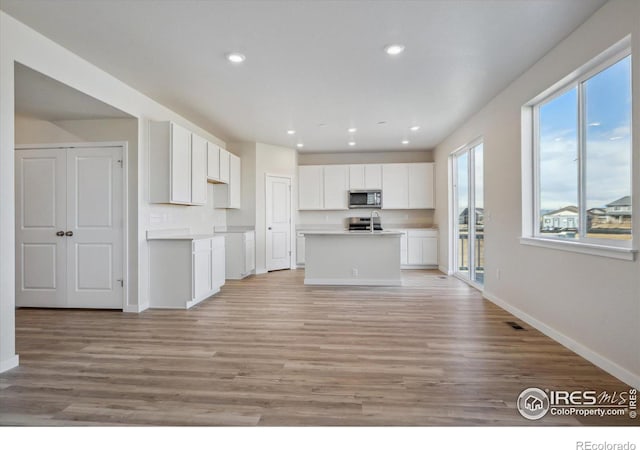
[
  {"x1": 382, "y1": 162, "x2": 435, "y2": 210},
  {"x1": 219, "y1": 148, "x2": 230, "y2": 183},
  {"x1": 298, "y1": 165, "x2": 324, "y2": 210},
  {"x1": 349, "y1": 164, "x2": 382, "y2": 190},
  {"x1": 213, "y1": 152, "x2": 241, "y2": 209},
  {"x1": 190, "y1": 133, "x2": 208, "y2": 205},
  {"x1": 150, "y1": 121, "x2": 192, "y2": 205},
  {"x1": 382, "y1": 164, "x2": 410, "y2": 209},
  {"x1": 323, "y1": 165, "x2": 349, "y2": 210},
  {"x1": 207, "y1": 142, "x2": 220, "y2": 182},
  {"x1": 408, "y1": 163, "x2": 435, "y2": 209}
]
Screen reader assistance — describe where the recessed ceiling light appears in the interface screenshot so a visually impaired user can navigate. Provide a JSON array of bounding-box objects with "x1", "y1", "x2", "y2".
[
  {"x1": 402, "y1": 140, "x2": 410, "y2": 145},
  {"x1": 287, "y1": 130, "x2": 296, "y2": 135},
  {"x1": 348, "y1": 141, "x2": 356, "y2": 146},
  {"x1": 226, "y1": 52, "x2": 246, "y2": 63},
  {"x1": 296, "y1": 143, "x2": 304, "y2": 148},
  {"x1": 384, "y1": 44, "x2": 405, "y2": 56},
  {"x1": 348, "y1": 128, "x2": 357, "y2": 133},
  {"x1": 409, "y1": 125, "x2": 420, "y2": 131}
]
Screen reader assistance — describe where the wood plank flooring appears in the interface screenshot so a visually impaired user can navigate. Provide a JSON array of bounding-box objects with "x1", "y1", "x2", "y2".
[{"x1": 0, "y1": 269, "x2": 635, "y2": 426}]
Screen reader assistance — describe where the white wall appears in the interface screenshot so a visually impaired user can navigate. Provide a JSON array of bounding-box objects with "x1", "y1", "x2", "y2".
[
  {"x1": 226, "y1": 142, "x2": 257, "y2": 228},
  {"x1": 14, "y1": 115, "x2": 82, "y2": 143},
  {"x1": 434, "y1": 0, "x2": 640, "y2": 387},
  {"x1": 298, "y1": 150, "x2": 433, "y2": 165},
  {"x1": 0, "y1": 11, "x2": 228, "y2": 370}
]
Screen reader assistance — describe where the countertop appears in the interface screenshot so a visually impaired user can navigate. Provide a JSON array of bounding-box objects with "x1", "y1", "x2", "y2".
[
  {"x1": 146, "y1": 229, "x2": 220, "y2": 241},
  {"x1": 300, "y1": 230, "x2": 403, "y2": 236}
]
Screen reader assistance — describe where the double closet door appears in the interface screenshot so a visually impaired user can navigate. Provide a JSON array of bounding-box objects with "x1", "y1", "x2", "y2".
[{"x1": 16, "y1": 145, "x2": 124, "y2": 309}]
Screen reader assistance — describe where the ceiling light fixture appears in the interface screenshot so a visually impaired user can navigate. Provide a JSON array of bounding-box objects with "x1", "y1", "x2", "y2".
[
  {"x1": 348, "y1": 141, "x2": 356, "y2": 146},
  {"x1": 226, "y1": 52, "x2": 246, "y2": 63},
  {"x1": 348, "y1": 128, "x2": 357, "y2": 133},
  {"x1": 384, "y1": 44, "x2": 405, "y2": 56},
  {"x1": 409, "y1": 125, "x2": 420, "y2": 131},
  {"x1": 287, "y1": 130, "x2": 296, "y2": 135},
  {"x1": 402, "y1": 140, "x2": 410, "y2": 145},
  {"x1": 296, "y1": 143, "x2": 304, "y2": 148}
]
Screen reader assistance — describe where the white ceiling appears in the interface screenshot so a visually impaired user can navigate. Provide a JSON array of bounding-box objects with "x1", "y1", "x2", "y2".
[
  {"x1": 14, "y1": 63, "x2": 132, "y2": 121},
  {"x1": 2, "y1": 0, "x2": 607, "y2": 152}
]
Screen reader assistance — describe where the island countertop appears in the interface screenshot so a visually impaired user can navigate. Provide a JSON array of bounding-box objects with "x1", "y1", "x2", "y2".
[{"x1": 300, "y1": 230, "x2": 403, "y2": 236}]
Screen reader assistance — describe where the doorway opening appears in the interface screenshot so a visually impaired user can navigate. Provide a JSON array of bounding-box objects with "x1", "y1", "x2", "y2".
[{"x1": 451, "y1": 140, "x2": 484, "y2": 287}]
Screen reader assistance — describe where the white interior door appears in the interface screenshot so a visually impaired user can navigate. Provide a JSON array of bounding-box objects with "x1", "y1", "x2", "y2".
[
  {"x1": 266, "y1": 175, "x2": 291, "y2": 271},
  {"x1": 16, "y1": 145, "x2": 124, "y2": 309},
  {"x1": 15, "y1": 149, "x2": 67, "y2": 307},
  {"x1": 66, "y1": 147, "x2": 123, "y2": 308}
]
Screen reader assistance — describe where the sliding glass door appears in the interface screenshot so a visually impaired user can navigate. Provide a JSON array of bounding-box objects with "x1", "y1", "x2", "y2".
[{"x1": 452, "y1": 141, "x2": 484, "y2": 285}]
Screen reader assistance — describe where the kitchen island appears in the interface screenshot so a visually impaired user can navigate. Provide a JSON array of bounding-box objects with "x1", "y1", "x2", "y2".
[{"x1": 302, "y1": 231, "x2": 403, "y2": 286}]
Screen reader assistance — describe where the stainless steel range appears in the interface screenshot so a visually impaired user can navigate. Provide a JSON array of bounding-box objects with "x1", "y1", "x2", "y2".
[{"x1": 348, "y1": 216, "x2": 383, "y2": 231}]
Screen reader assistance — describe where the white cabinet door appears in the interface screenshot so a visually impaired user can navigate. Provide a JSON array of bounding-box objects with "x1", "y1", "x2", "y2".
[
  {"x1": 191, "y1": 133, "x2": 208, "y2": 205},
  {"x1": 399, "y1": 231, "x2": 408, "y2": 265},
  {"x1": 349, "y1": 165, "x2": 365, "y2": 190},
  {"x1": 212, "y1": 237, "x2": 226, "y2": 289},
  {"x1": 323, "y1": 165, "x2": 349, "y2": 210},
  {"x1": 170, "y1": 123, "x2": 192, "y2": 204},
  {"x1": 219, "y1": 148, "x2": 230, "y2": 183},
  {"x1": 296, "y1": 234, "x2": 305, "y2": 265},
  {"x1": 408, "y1": 163, "x2": 434, "y2": 209},
  {"x1": 422, "y1": 237, "x2": 438, "y2": 265},
  {"x1": 229, "y1": 154, "x2": 241, "y2": 208},
  {"x1": 193, "y1": 243, "x2": 212, "y2": 301},
  {"x1": 382, "y1": 164, "x2": 409, "y2": 209},
  {"x1": 213, "y1": 153, "x2": 241, "y2": 209},
  {"x1": 364, "y1": 164, "x2": 382, "y2": 189},
  {"x1": 207, "y1": 142, "x2": 220, "y2": 181},
  {"x1": 245, "y1": 233, "x2": 256, "y2": 274},
  {"x1": 298, "y1": 165, "x2": 324, "y2": 210},
  {"x1": 407, "y1": 236, "x2": 423, "y2": 265}
]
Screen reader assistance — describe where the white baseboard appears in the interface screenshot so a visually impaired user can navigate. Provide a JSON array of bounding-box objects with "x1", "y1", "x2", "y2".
[
  {"x1": 483, "y1": 290, "x2": 640, "y2": 390},
  {"x1": 0, "y1": 354, "x2": 19, "y2": 373},
  {"x1": 304, "y1": 278, "x2": 402, "y2": 286},
  {"x1": 255, "y1": 268, "x2": 268, "y2": 275},
  {"x1": 438, "y1": 265, "x2": 452, "y2": 275},
  {"x1": 123, "y1": 303, "x2": 148, "y2": 313}
]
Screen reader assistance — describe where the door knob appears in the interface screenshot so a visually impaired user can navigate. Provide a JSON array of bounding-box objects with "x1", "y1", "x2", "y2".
[
  {"x1": 268, "y1": 227, "x2": 272, "y2": 230},
  {"x1": 65, "y1": 231, "x2": 74, "y2": 237},
  {"x1": 56, "y1": 231, "x2": 65, "y2": 237}
]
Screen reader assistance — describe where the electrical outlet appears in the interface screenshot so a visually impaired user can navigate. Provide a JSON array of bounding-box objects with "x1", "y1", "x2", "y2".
[{"x1": 352, "y1": 268, "x2": 358, "y2": 277}]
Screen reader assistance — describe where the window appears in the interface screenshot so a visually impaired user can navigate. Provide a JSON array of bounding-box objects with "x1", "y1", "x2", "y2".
[{"x1": 524, "y1": 39, "x2": 633, "y2": 256}]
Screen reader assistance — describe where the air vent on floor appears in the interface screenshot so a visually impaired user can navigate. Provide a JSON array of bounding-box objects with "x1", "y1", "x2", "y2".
[{"x1": 506, "y1": 321, "x2": 526, "y2": 330}]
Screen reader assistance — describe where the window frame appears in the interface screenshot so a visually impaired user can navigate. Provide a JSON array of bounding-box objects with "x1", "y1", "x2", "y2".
[{"x1": 522, "y1": 37, "x2": 635, "y2": 260}]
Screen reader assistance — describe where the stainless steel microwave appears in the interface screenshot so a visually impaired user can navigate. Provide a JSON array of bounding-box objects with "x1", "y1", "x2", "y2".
[{"x1": 348, "y1": 190, "x2": 382, "y2": 209}]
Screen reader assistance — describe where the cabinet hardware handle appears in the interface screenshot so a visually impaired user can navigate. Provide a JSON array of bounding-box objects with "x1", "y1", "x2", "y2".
[
  {"x1": 65, "y1": 231, "x2": 74, "y2": 237},
  {"x1": 56, "y1": 231, "x2": 65, "y2": 237}
]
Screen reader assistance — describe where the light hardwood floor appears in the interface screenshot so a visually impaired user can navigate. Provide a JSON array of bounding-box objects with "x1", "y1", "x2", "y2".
[{"x1": 0, "y1": 269, "x2": 635, "y2": 426}]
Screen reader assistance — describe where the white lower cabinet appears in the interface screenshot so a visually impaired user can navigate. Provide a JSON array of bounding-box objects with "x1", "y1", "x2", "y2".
[
  {"x1": 391, "y1": 229, "x2": 438, "y2": 268},
  {"x1": 149, "y1": 235, "x2": 226, "y2": 309},
  {"x1": 217, "y1": 230, "x2": 255, "y2": 279},
  {"x1": 296, "y1": 232, "x2": 305, "y2": 266}
]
